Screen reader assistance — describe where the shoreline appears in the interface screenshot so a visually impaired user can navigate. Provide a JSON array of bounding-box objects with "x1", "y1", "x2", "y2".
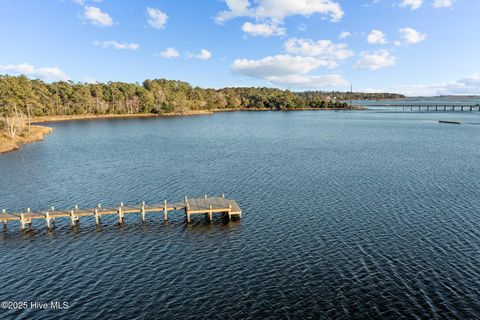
[
  {"x1": 31, "y1": 107, "x2": 362, "y2": 123},
  {"x1": 2, "y1": 107, "x2": 359, "y2": 154},
  {"x1": 0, "y1": 126, "x2": 54, "y2": 154},
  {"x1": 30, "y1": 110, "x2": 214, "y2": 124}
]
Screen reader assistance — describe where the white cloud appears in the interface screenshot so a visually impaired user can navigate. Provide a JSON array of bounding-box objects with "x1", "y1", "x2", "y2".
[
  {"x1": 82, "y1": 6, "x2": 113, "y2": 27},
  {"x1": 399, "y1": 27, "x2": 427, "y2": 44},
  {"x1": 216, "y1": 0, "x2": 344, "y2": 23},
  {"x1": 0, "y1": 63, "x2": 69, "y2": 81},
  {"x1": 72, "y1": 0, "x2": 102, "y2": 5},
  {"x1": 339, "y1": 31, "x2": 351, "y2": 39},
  {"x1": 231, "y1": 54, "x2": 347, "y2": 88},
  {"x1": 147, "y1": 7, "x2": 168, "y2": 29},
  {"x1": 190, "y1": 49, "x2": 212, "y2": 60},
  {"x1": 232, "y1": 55, "x2": 332, "y2": 77},
  {"x1": 94, "y1": 40, "x2": 139, "y2": 50},
  {"x1": 265, "y1": 74, "x2": 348, "y2": 88},
  {"x1": 393, "y1": 74, "x2": 480, "y2": 96},
  {"x1": 284, "y1": 38, "x2": 354, "y2": 60},
  {"x1": 433, "y1": 0, "x2": 453, "y2": 8},
  {"x1": 399, "y1": 0, "x2": 423, "y2": 10},
  {"x1": 159, "y1": 48, "x2": 180, "y2": 58},
  {"x1": 242, "y1": 22, "x2": 285, "y2": 37},
  {"x1": 353, "y1": 50, "x2": 397, "y2": 70},
  {"x1": 367, "y1": 29, "x2": 387, "y2": 44}
]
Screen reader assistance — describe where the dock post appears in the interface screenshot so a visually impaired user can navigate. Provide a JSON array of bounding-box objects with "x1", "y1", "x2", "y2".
[
  {"x1": 70, "y1": 210, "x2": 77, "y2": 227},
  {"x1": 46, "y1": 211, "x2": 51, "y2": 230},
  {"x1": 20, "y1": 212, "x2": 27, "y2": 230},
  {"x1": 118, "y1": 206, "x2": 124, "y2": 224},
  {"x1": 227, "y1": 204, "x2": 232, "y2": 221},
  {"x1": 163, "y1": 200, "x2": 168, "y2": 221},
  {"x1": 141, "y1": 201, "x2": 146, "y2": 222},
  {"x1": 185, "y1": 196, "x2": 190, "y2": 223},
  {"x1": 2, "y1": 209, "x2": 6, "y2": 228},
  {"x1": 208, "y1": 205, "x2": 213, "y2": 222},
  {"x1": 186, "y1": 204, "x2": 191, "y2": 223},
  {"x1": 95, "y1": 209, "x2": 101, "y2": 225}
]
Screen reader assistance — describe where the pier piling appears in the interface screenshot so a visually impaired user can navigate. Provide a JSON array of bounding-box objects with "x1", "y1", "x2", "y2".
[
  {"x1": 70, "y1": 210, "x2": 79, "y2": 227},
  {"x1": 163, "y1": 200, "x2": 168, "y2": 221},
  {"x1": 46, "y1": 211, "x2": 52, "y2": 230},
  {"x1": 95, "y1": 209, "x2": 101, "y2": 225},
  {"x1": 2, "y1": 209, "x2": 6, "y2": 228},
  {"x1": 208, "y1": 205, "x2": 213, "y2": 222},
  {"x1": 141, "y1": 201, "x2": 146, "y2": 222},
  {"x1": 118, "y1": 206, "x2": 124, "y2": 224}
]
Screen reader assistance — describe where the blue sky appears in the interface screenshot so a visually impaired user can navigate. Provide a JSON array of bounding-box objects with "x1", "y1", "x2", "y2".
[{"x1": 0, "y1": 0, "x2": 479, "y2": 95}]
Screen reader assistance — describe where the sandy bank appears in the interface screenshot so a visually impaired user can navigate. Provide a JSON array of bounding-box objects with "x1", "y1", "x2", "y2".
[{"x1": 0, "y1": 126, "x2": 54, "y2": 154}]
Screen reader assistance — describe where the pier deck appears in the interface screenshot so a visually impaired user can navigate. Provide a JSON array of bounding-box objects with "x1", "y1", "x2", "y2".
[{"x1": 1, "y1": 195, "x2": 242, "y2": 231}]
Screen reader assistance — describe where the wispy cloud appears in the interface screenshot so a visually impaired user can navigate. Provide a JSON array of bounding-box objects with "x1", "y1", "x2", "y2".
[
  {"x1": 0, "y1": 63, "x2": 69, "y2": 81},
  {"x1": 82, "y1": 6, "x2": 113, "y2": 27},
  {"x1": 94, "y1": 40, "x2": 139, "y2": 50},
  {"x1": 147, "y1": 7, "x2": 168, "y2": 29}
]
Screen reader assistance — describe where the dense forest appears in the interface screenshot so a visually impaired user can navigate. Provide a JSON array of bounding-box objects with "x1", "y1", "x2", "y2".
[{"x1": 0, "y1": 75, "x2": 404, "y2": 137}]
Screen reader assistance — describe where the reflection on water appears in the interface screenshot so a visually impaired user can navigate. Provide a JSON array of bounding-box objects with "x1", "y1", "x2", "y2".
[{"x1": 1, "y1": 110, "x2": 480, "y2": 319}]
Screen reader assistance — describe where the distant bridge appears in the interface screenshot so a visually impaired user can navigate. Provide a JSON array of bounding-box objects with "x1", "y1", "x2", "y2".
[{"x1": 359, "y1": 104, "x2": 480, "y2": 111}]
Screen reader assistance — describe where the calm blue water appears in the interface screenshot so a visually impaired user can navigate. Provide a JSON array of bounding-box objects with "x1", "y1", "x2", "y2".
[{"x1": 1, "y1": 110, "x2": 480, "y2": 319}]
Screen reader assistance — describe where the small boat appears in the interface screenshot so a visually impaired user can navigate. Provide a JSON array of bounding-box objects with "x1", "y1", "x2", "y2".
[{"x1": 439, "y1": 120, "x2": 462, "y2": 125}]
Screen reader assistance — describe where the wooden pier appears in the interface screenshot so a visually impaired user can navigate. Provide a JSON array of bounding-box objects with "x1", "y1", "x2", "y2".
[
  {"x1": 0, "y1": 195, "x2": 242, "y2": 231},
  {"x1": 360, "y1": 104, "x2": 480, "y2": 112}
]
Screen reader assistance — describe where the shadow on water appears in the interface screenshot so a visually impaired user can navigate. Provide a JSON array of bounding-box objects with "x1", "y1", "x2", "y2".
[{"x1": 0, "y1": 218, "x2": 242, "y2": 242}]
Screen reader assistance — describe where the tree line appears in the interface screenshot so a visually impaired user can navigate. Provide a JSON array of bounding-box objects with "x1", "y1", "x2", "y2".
[{"x1": 0, "y1": 75, "x2": 404, "y2": 137}]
